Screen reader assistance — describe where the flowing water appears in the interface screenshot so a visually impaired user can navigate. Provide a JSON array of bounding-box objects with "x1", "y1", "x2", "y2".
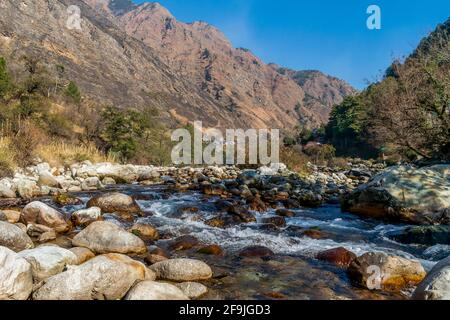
[{"x1": 46, "y1": 184, "x2": 450, "y2": 300}]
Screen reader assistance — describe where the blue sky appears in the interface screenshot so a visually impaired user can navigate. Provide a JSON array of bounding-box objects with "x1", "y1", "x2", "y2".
[{"x1": 134, "y1": 0, "x2": 449, "y2": 89}]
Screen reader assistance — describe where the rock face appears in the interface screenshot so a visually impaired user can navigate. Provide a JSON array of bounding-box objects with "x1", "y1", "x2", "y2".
[
  {"x1": 21, "y1": 202, "x2": 69, "y2": 233},
  {"x1": 72, "y1": 221, "x2": 147, "y2": 254},
  {"x1": 125, "y1": 281, "x2": 189, "y2": 300},
  {"x1": 348, "y1": 252, "x2": 426, "y2": 291},
  {"x1": 413, "y1": 256, "x2": 450, "y2": 300},
  {"x1": 0, "y1": 246, "x2": 33, "y2": 300},
  {"x1": 18, "y1": 246, "x2": 77, "y2": 281},
  {"x1": 0, "y1": 221, "x2": 34, "y2": 252},
  {"x1": 87, "y1": 193, "x2": 143, "y2": 218},
  {"x1": 32, "y1": 254, "x2": 148, "y2": 300},
  {"x1": 342, "y1": 165, "x2": 450, "y2": 225},
  {"x1": 150, "y1": 259, "x2": 213, "y2": 282}
]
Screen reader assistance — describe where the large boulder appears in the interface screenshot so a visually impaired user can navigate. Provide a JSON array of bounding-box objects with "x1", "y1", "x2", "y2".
[
  {"x1": 16, "y1": 179, "x2": 40, "y2": 199},
  {"x1": 342, "y1": 165, "x2": 450, "y2": 225},
  {"x1": 37, "y1": 172, "x2": 59, "y2": 188},
  {"x1": 348, "y1": 252, "x2": 426, "y2": 291},
  {"x1": 87, "y1": 193, "x2": 143, "y2": 218},
  {"x1": 18, "y1": 246, "x2": 77, "y2": 281},
  {"x1": 21, "y1": 201, "x2": 69, "y2": 233},
  {"x1": 413, "y1": 256, "x2": 450, "y2": 300},
  {"x1": 69, "y1": 247, "x2": 95, "y2": 265},
  {"x1": 0, "y1": 221, "x2": 34, "y2": 252},
  {"x1": 125, "y1": 281, "x2": 189, "y2": 300},
  {"x1": 150, "y1": 259, "x2": 213, "y2": 282},
  {"x1": 32, "y1": 254, "x2": 148, "y2": 300},
  {"x1": 0, "y1": 246, "x2": 33, "y2": 300},
  {"x1": 72, "y1": 221, "x2": 147, "y2": 254}
]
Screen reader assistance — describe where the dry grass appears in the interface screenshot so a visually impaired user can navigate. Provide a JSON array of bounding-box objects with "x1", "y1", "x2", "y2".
[
  {"x1": 0, "y1": 137, "x2": 17, "y2": 177},
  {"x1": 36, "y1": 141, "x2": 116, "y2": 167},
  {"x1": 280, "y1": 146, "x2": 311, "y2": 177}
]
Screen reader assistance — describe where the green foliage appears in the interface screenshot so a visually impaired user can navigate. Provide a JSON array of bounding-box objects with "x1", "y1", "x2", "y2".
[
  {"x1": 0, "y1": 57, "x2": 11, "y2": 99},
  {"x1": 65, "y1": 81, "x2": 81, "y2": 104},
  {"x1": 303, "y1": 143, "x2": 336, "y2": 165}
]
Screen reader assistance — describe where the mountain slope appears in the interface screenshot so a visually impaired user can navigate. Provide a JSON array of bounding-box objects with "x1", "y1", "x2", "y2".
[{"x1": 0, "y1": 0, "x2": 355, "y2": 131}]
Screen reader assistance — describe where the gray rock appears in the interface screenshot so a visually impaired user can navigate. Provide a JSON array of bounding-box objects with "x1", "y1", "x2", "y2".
[
  {"x1": 32, "y1": 254, "x2": 149, "y2": 300},
  {"x1": 0, "y1": 221, "x2": 34, "y2": 252},
  {"x1": 150, "y1": 259, "x2": 213, "y2": 282},
  {"x1": 72, "y1": 221, "x2": 147, "y2": 254},
  {"x1": 71, "y1": 207, "x2": 102, "y2": 227},
  {"x1": 125, "y1": 281, "x2": 189, "y2": 300},
  {"x1": 413, "y1": 256, "x2": 450, "y2": 300},
  {"x1": 18, "y1": 246, "x2": 77, "y2": 281},
  {"x1": 0, "y1": 246, "x2": 33, "y2": 300},
  {"x1": 176, "y1": 282, "x2": 208, "y2": 299},
  {"x1": 37, "y1": 172, "x2": 59, "y2": 188}
]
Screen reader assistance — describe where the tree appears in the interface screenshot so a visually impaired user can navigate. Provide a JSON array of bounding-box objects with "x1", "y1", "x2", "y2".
[
  {"x1": 0, "y1": 57, "x2": 11, "y2": 99},
  {"x1": 65, "y1": 81, "x2": 81, "y2": 104}
]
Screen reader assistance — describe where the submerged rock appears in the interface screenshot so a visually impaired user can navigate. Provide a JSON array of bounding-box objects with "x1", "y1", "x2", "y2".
[
  {"x1": 239, "y1": 246, "x2": 274, "y2": 258},
  {"x1": 125, "y1": 281, "x2": 189, "y2": 300},
  {"x1": 0, "y1": 246, "x2": 33, "y2": 300},
  {"x1": 0, "y1": 221, "x2": 34, "y2": 252},
  {"x1": 150, "y1": 258, "x2": 213, "y2": 282},
  {"x1": 413, "y1": 256, "x2": 450, "y2": 300},
  {"x1": 342, "y1": 165, "x2": 450, "y2": 225},
  {"x1": 348, "y1": 252, "x2": 426, "y2": 292},
  {"x1": 317, "y1": 247, "x2": 357, "y2": 268},
  {"x1": 388, "y1": 225, "x2": 450, "y2": 246},
  {"x1": 32, "y1": 254, "x2": 148, "y2": 300},
  {"x1": 197, "y1": 244, "x2": 224, "y2": 256},
  {"x1": 72, "y1": 221, "x2": 147, "y2": 255},
  {"x1": 169, "y1": 235, "x2": 199, "y2": 251}
]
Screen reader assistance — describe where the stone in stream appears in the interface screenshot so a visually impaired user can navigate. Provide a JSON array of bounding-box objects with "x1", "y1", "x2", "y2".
[
  {"x1": 413, "y1": 256, "x2": 450, "y2": 300},
  {"x1": 388, "y1": 225, "x2": 450, "y2": 246},
  {"x1": 0, "y1": 246, "x2": 33, "y2": 300},
  {"x1": 176, "y1": 282, "x2": 208, "y2": 299},
  {"x1": 275, "y1": 208, "x2": 295, "y2": 217},
  {"x1": 145, "y1": 254, "x2": 168, "y2": 265},
  {"x1": 125, "y1": 281, "x2": 189, "y2": 300},
  {"x1": 341, "y1": 164, "x2": 450, "y2": 225},
  {"x1": 87, "y1": 192, "x2": 143, "y2": 219},
  {"x1": 169, "y1": 235, "x2": 199, "y2": 251},
  {"x1": 0, "y1": 221, "x2": 34, "y2": 252},
  {"x1": 129, "y1": 222, "x2": 159, "y2": 241},
  {"x1": 348, "y1": 252, "x2": 426, "y2": 292},
  {"x1": 261, "y1": 216, "x2": 286, "y2": 228},
  {"x1": 71, "y1": 207, "x2": 103, "y2": 227},
  {"x1": 21, "y1": 201, "x2": 69, "y2": 233},
  {"x1": 316, "y1": 247, "x2": 357, "y2": 268},
  {"x1": 72, "y1": 221, "x2": 147, "y2": 255},
  {"x1": 227, "y1": 205, "x2": 256, "y2": 223},
  {"x1": 37, "y1": 172, "x2": 59, "y2": 188},
  {"x1": 32, "y1": 254, "x2": 149, "y2": 300},
  {"x1": 197, "y1": 244, "x2": 224, "y2": 256},
  {"x1": 18, "y1": 246, "x2": 78, "y2": 281},
  {"x1": 53, "y1": 194, "x2": 83, "y2": 206},
  {"x1": 239, "y1": 246, "x2": 274, "y2": 258},
  {"x1": 150, "y1": 259, "x2": 213, "y2": 282}
]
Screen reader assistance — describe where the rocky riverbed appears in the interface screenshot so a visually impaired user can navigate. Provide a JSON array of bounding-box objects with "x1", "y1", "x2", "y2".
[{"x1": 0, "y1": 161, "x2": 449, "y2": 300}]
